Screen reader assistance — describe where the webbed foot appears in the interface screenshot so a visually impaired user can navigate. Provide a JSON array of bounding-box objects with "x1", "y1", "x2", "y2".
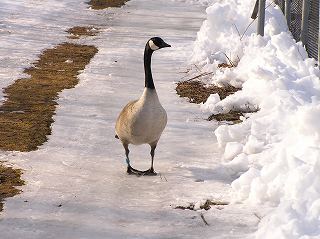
[
  {"x1": 142, "y1": 168, "x2": 157, "y2": 176},
  {"x1": 127, "y1": 166, "x2": 157, "y2": 176}
]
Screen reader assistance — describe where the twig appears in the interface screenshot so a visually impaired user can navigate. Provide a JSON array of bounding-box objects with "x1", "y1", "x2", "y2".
[
  {"x1": 241, "y1": 1, "x2": 274, "y2": 40},
  {"x1": 184, "y1": 72, "x2": 213, "y2": 82},
  {"x1": 222, "y1": 53, "x2": 235, "y2": 67},
  {"x1": 240, "y1": 19, "x2": 256, "y2": 40},
  {"x1": 193, "y1": 64, "x2": 202, "y2": 73},
  {"x1": 159, "y1": 173, "x2": 168, "y2": 182},
  {"x1": 179, "y1": 70, "x2": 191, "y2": 74},
  {"x1": 200, "y1": 213, "x2": 210, "y2": 226},
  {"x1": 232, "y1": 23, "x2": 241, "y2": 38},
  {"x1": 254, "y1": 212, "x2": 262, "y2": 222}
]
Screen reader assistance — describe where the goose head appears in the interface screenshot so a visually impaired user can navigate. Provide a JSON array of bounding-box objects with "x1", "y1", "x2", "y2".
[
  {"x1": 144, "y1": 37, "x2": 170, "y2": 89},
  {"x1": 147, "y1": 37, "x2": 171, "y2": 51}
]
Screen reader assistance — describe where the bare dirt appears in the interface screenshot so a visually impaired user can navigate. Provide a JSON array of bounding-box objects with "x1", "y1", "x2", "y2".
[
  {"x1": 207, "y1": 111, "x2": 244, "y2": 124},
  {"x1": 67, "y1": 26, "x2": 99, "y2": 39},
  {"x1": 87, "y1": 0, "x2": 128, "y2": 10},
  {"x1": 174, "y1": 199, "x2": 229, "y2": 211}
]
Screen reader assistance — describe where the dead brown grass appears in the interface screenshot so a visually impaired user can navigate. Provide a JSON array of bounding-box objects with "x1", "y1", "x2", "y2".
[
  {"x1": 218, "y1": 63, "x2": 233, "y2": 68},
  {"x1": 208, "y1": 111, "x2": 244, "y2": 124},
  {"x1": 0, "y1": 164, "x2": 24, "y2": 211},
  {"x1": 176, "y1": 80, "x2": 240, "y2": 104},
  {"x1": 175, "y1": 80, "x2": 256, "y2": 123},
  {"x1": 67, "y1": 26, "x2": 99, "y2": 39},
  {"x1": 0, "y1": 42, "x2": 98, "y2": 151},
  {"x1": 0, "y1": 39, "x2": 97, "y2": 212},
  {"x1": 0, "y1": 21, "x2": 99, "y2": 213},
  {"x1": 88, "y1": 0, "x2": 128, "y2": 10}
]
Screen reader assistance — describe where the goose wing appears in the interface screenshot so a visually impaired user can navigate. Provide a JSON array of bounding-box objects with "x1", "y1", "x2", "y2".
[{"x1": 115, "y1": 100, "x2": 138, "y2": 142}]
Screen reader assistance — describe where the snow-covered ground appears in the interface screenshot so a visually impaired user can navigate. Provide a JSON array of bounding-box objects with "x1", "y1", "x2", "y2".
[
  {"x1": 192, "y1": 0, "x2": 320, "y2": 238},
  {"x1": 0, "y1": 0, "x2": 262, "y2": 238},
  {"x1": 2, "y1": 0, "x2": 318, "y2": 238}
]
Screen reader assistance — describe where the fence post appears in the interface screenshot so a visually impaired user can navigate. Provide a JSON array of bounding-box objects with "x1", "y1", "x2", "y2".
[
  {"x1": 251, "y1": 0, "x2": 259, "y2": 19},
  {"x1": 285, "y1": 0, "x2": 291, "y2": 27},
  {"x1": 257, "y1": 0, "x2": 266, "y2": 36},
  {"x1": 300, "y1": 0, "x2": 310, "y2": 46}
]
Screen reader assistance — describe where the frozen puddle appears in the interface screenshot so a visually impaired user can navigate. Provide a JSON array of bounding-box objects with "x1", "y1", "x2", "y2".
[{"x1": 0, "y1": 0, "x2": 260, "y2": 238}]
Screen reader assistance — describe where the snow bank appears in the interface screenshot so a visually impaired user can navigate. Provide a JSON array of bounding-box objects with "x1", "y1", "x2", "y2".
[{"x1": 191, "y1": 0, "x2": 320, "y2": 238}]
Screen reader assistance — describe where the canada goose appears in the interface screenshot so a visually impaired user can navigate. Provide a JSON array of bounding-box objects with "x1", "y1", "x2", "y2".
[{"x1": 115, "y1": 37, "x2": 171, "y2": 176}]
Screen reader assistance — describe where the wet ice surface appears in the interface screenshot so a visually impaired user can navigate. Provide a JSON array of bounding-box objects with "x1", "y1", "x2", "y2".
[{"x1": 0, "y1": 0, "x2": 260, "y2": 238}]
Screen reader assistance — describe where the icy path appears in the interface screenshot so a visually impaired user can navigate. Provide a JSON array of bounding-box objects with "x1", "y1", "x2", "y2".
[{"x1": 0, "y1": 0, "x2": 259, "y2": 238}]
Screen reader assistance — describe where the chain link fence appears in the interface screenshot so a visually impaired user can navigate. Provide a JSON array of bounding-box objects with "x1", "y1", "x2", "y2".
[{"x1": 274, "y1": 0, "x2": 319, "y2": 61}]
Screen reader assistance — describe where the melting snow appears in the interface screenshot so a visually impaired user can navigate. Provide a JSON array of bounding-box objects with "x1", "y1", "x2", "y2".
[
  {"x1": 0, "y1": 0, "x2": 261, "y2": 238},
  {"x1": 192, "y1": 0, "x2": 320, "y2": 238}
]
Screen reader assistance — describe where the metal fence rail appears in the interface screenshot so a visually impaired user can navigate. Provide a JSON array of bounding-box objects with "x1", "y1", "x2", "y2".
[
  {"x1": 255, "y1": 0, "x2": 319, "y2": 62},
  {"x1": 306, "y1": 0, "x2": 319, "y2": 61}
]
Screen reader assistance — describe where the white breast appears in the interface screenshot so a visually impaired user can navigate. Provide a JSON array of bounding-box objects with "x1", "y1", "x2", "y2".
[
  {"x1": 131, "y1": 88, "x2": 167, "y2": 145},
  {"x1": 116, "y1": 88, "x2": 167, "y2": 145}
]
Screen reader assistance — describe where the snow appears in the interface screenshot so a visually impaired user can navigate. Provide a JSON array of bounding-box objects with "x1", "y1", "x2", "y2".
[
  {"x1": 0, "y1": 0, "x2": 261, "y2": 238},
  {"x1": 191, "y1": 0, "x2": 320, "y2": 238},
  {"x1": 1, "y1": 0, "x2": 319, "y2": 237}
]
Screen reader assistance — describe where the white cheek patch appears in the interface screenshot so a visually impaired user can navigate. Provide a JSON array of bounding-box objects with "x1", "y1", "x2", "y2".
[{"x1": 148, "y1": 40, "x2": 160, "y2": 51}]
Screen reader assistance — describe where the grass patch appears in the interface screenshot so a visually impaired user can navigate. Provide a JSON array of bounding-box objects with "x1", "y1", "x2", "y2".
[
  {"x1": 0, "y1": 42, "x2": 98, "y2": 151},
  {"x1": 0, "y1": 30, "x2": 98, "y2": 211},
  {"x1": 175, "y1": 79, "x2": 259, "y2": 123},
  {"x1": 87, "y1": 0, "x2": 128, "y2": 10},
  {"x1": 67, "y1": 26, "x2": 99, "y2": 39},
  {"x1": 0, "y1": 164, "x2": 24, "y2": 212},
  {"x1": 207, "y1": 109, "x2": 259, "y2": 124},
  {"x1": 208, "y1": 111, "x2": 244, "y2": 124},
  {"x1": 176, "y1": 80, "x2": 240, "y2": 104},
  {"x1": 0, "y1": 27, "x2": 98, "y2": 212}
]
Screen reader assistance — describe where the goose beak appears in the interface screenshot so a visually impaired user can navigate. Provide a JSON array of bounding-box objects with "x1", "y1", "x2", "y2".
[{"x1": 161, "y1": 42, "x2": 171, "y2": 48}]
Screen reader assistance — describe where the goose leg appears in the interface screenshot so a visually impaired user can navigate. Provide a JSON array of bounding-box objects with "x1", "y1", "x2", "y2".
[
  {"x1": 123, "y1": 143, "x2": 130, "y2": 165},
  {"x1": 124, "y1": 143, "x2": 158, "y2": 176},
  {"x1": 124, "y1": 143, "x2": 146, "y2": 175},
  {"x1": 123, "y1": 143, "x2": 135, "y2": 174},
  {"x1": 142, "y1": 144, "x2": 157, "y2": 176},
  {"x1": 150, "y1": 144, "x2": 156, "y2": 172}
]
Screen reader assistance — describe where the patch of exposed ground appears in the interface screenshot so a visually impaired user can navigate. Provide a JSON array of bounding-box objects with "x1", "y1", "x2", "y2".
[
  {"x1": 0, "y1": 28, "x2": 98, "y2": 210},
  {"x1": 0, "y1": 164, "x2": 24, "y2": 212},
  {"x1": 208, "y1": 111, "x2": 244, "y2": 124},
  {"x1": 176, "y1": 80, "x2": 240, "y2": 104},
  {"x1": 176, "y1": 60, "x2": 262, "y2": 124},
  {"x1": 174, "y1": 200, "x2": 229, "y2": 226},
  {"x1": 175, "y1": 79, "x2": 259, "y2": 123},
  {"x1": 0, "y1": 43, "x2": 98, "y2": 152},
  {"x1": 67, "y1": 26, "x2": 99, "y2": 39},
  {"x1": 87, "y1": 0, "x2": 128, "y2": 10},
  {"x1": 174, "y1": 199, "x2": 229, "y2": 211}
]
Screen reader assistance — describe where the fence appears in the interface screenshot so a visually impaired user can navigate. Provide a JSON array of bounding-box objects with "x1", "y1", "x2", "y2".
[{"x1": 253, "y1": 0, "x2": 319, "y2": 63}]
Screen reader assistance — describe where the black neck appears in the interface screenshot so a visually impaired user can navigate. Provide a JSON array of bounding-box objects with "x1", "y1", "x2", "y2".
[{"x1": 144, "y1": 44, "x2": 155, "y2": 89}]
